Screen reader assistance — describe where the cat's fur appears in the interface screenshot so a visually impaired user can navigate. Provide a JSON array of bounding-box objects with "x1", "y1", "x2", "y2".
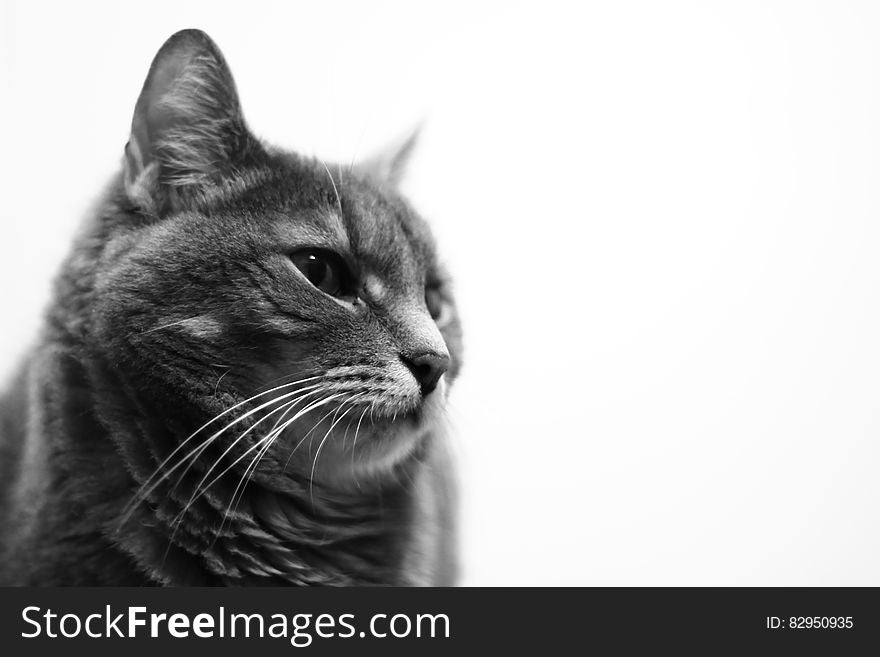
[{"x1": 0, "y1": 29, "x2": 462, "y2": 585}]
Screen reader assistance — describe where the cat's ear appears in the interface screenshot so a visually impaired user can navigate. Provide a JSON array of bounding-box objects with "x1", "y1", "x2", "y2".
[
  {"x1": 355, "y1": 125, "x2": 421, "y2": 187},
  {"x1": 124, "y1": 29, "x2": 263, "y2": 213}
]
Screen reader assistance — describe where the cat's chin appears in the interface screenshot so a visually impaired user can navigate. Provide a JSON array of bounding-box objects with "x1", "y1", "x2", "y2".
[
  {"x1": 257, "y1": 378, "x2": 449, "y2": 491},
  {"x1": 320, "y1": 383, "x2": 449, "y2": 486}
]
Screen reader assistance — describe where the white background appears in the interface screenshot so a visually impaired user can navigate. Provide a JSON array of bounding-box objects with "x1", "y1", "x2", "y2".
[{"x1": 2, "y1": 0, "x2": 879, "y2": 585}]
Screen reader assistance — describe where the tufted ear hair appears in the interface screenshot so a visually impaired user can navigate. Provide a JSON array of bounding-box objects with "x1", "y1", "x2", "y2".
[
  {"x1": 354, "y1": 125, "x2": 421, "y2": 188},
  {"x1": 123, "y1": 29, "x2": 264, "y2": 214}
]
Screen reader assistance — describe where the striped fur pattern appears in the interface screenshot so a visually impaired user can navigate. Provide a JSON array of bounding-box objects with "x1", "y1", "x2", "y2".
[{"x1": 0, "y1": 30, "x2": 462, "y2": 586}]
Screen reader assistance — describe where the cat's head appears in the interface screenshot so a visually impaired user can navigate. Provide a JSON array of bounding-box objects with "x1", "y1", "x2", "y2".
[{"x1": 90, "y1": 30, "x2": 461, "y2": 490}]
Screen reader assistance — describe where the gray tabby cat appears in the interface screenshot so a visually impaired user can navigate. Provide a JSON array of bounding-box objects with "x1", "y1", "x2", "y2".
[{"x1": 0, "y1": 29, "x2": 462, "y2": 585}]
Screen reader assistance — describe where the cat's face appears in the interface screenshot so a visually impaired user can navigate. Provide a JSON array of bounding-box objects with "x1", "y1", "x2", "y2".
[{"x1": 90, "y1": 30, "x2": 461, "y2": 489}]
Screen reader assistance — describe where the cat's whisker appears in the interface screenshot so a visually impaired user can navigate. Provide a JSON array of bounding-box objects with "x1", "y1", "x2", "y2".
[
  {"x1": 273, "y1": 413, "x2": 310, "y2": 474},
  {"x1": 222, "y1": 386, "x2": 336, "y2": 525},
  {"x1": 281, "y1": 395, "x2": 353, "y2": 473},
  {"x1": 319, "y1": 157, "x2": 343, "y2": 217},
  {"x1": 213, "y1": 369, "x2": 231, "y2": 396},
  {"x1": 266, "y1": 382, "x2": 324, "y2": 437},
  {"x1": 248, "y1": 366, "x2": 323, "y2": 396},
  {"x1": 340, "y1": 394, "x2": 365, "y2": 453},
  {"x1": 172, "y1": 391, "x2": 347, "y2": 549},
  {"x1": 120, "y1": 380, "x2": 328, "y2": 527},
  {"x1": 138, "y1": 316, "x2": 204, "y2": 335},
  {"x1": 335, "y1": 391, "x2": 369, "y2": 454},
  {"x1": 299, "y1": 390, "x2": 365, "y2": 468},
  {"x1": 121, "y1": 373, "x2": 325, "y2": 520},
  {"x1": 212, "y1": 428, "x2": 278, "y2": 547},
  {"x1": 167, "y1": 405, "x2": 297, "y2": 539},
  {"x1": 123, "y1": 383, "x2": 325, "y2": 518},
  {"x1": 351, "y1": 404, "x2": 370, "y2": 472},
  {"x1": 163, "y1": 385, "x2": 329, "y2": 501},
  {"x1": 177, "y1": 371, "x2": 324, "y2": 449},
  {"x1": 299, "y1": 403, "x2": 348, "y2": 462},
  {"x1": 309, "y1": 401, "x2": 356, "y2": 506},
  {"x1": 165, "y1": 392, "x2": 319, "y2": 514},
  {"x1": 169, "y1": 387, "x2": 334, "y2": 529},
  {"x1": 173, "y1": 392, "x2": 347, "y2": 531},
  {"x1": 214, "y1": 378, "x2": 329, "y2": 540}
]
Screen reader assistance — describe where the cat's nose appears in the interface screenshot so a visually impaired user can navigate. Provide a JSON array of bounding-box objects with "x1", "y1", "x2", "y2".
[{"x1": 403, "y1": 351, "x2": 450, "y2": 396}]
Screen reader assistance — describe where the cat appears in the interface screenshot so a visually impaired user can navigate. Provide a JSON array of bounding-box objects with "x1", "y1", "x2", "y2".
[{"x1": 0, "y1": 29, "x2": 462, "y2": 586}]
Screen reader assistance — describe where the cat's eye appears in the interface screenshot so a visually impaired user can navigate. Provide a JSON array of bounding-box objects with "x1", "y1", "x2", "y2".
[
  {"x1": 425, "y1": 287, "x2": 449, "y2": 325},
  {"x1": 289, "y1": 250, "x2": 351, "y2": 298}
]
